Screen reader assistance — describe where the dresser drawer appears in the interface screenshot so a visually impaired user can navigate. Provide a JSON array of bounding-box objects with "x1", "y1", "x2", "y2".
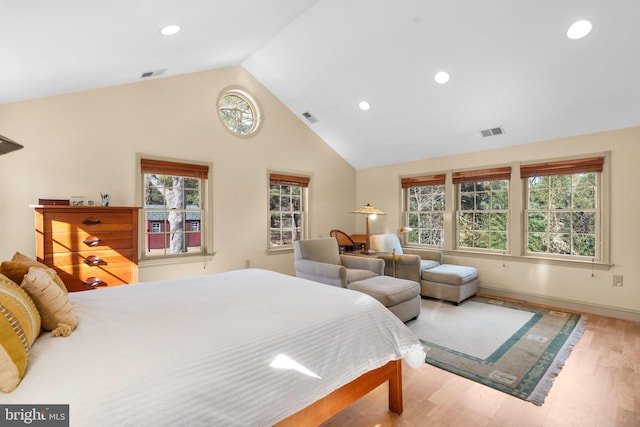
[
  {"x1": 46, "y1": 231, "x2": 134, "y2": 253},
  {"x1": 43, "y1": 212, "x2": 134, "y2": 233},
  {"x1": 53, "y1": 265, "x2": 135, "y2": 292},
  {"x1": 46, "y1": 249, "x2": 134, "y2": 268}
]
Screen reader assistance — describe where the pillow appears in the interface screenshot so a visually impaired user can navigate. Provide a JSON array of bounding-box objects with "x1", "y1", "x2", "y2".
[
  {"x1": 20, "y1": 268, "x2": 78, "y2": 337},
  {"x1": 0, "y1": 273, "x2": 41, "y2": 393},
  {"x1": 370, "y1": 233, "x2": 404, "y2": 254},
  {"x1": 9, "y1": 252, "x2": 68, "y2": 293}
]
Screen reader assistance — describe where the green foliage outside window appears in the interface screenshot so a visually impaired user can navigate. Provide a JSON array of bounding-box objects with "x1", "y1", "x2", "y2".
[
  {"x1": 270, "y1": 184, "x2": 303, "y2": 247},
  {"x1": 407, "y1": 185, "x2": 445, "y2": 246},
  {"x1": 457, "y1": 180, "x2": 508, "y2": 250},
  {"x1": 527, "y1": 173, "x2": 597, "y2": 257}
]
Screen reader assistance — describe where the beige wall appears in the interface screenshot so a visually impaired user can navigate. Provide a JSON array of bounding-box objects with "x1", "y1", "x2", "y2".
[
  {"x1": 356, "y1": 127, "x2": 640, "y2": 319},
  {"x1": 0, "y1": 66, "x2": 356, "y2": 281},
  {"x1": 1, "y1": 65, "x2": 637, "y2": 319}
]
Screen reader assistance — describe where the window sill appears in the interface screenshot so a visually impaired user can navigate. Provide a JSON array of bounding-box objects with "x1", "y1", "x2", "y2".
[
  {"x1": 445, "y1": 249, "x2": 611, "y2": 271},
  {"x1": 139, "y1": 252, "x2": 216, "y2": 268},
  {"x1": 267, "y1": 246, "x2": 294, "y2": 255}
]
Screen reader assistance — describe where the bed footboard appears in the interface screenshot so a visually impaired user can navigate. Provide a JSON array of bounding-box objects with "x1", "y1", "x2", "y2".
[{"x1": 276, "y1": 359, "x2": 403, "y2": 426}]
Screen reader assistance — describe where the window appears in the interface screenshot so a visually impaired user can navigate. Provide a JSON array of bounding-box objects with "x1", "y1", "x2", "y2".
[
  {"x1": 269, "y1": 173, "x2": 309, "y2": 249},
  {"x1": 402, "y1": 174, "x2": 446, "y2": 246},
  {"x1": 141, "y1": 158, "x2": 209, "y2": 258},
  {"x1": 454, "y1": 167, "x2": 511, "y2": 251},
  {"x1": 218, "y1": 89, "x2": 261, "y2": 136},
  {"x1": 521, "y1": 157, "x2": 603, "y2": 259}
]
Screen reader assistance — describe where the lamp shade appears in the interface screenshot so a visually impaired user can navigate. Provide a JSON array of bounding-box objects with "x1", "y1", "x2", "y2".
[
  {"x1": 350, "y1": 203, "x2": 386, "y2": 216},
  {"x1": 350, "y1": 203, "x2": 385, "y2": 253},
  {"x1": 0, "y1": 134, "x2": 24, "y2": 155}
]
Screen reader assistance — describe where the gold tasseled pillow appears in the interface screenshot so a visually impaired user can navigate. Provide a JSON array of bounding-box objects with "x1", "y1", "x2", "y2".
[
  {"x1": 0, "y1": 273, "x2": 41, "y2": 393},
  {"x1": 6, "y1": 252, "x2": 68, "y2": 293},
  {"x1": 20, "y1": 267, "x2": 78, "y2": 337}
]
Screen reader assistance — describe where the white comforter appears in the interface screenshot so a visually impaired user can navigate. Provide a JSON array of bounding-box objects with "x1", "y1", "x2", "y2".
[{"x1": 1, "y1": 269, "x2": 423, "y2": 426}]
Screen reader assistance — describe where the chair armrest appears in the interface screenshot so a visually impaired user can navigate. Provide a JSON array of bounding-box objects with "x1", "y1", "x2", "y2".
[
  {"x1": 340, "y1": 254, "x2": 384, "y2": 276},
  {"x1": 376, "y1": 253, "x2": 421, "y2": 282},
  {"x1": 403, "y1": 247, "x2": 444, "y2": 264},
  {"x1": 294, "y1": 259, "x2": 347, "y2": 287}
]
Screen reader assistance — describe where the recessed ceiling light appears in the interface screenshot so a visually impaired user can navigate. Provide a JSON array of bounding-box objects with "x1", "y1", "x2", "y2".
[
  {"x1": 567, "y1": 20, "x2": 592, "y2": 40},
  {"x1": 358, "y1": 101, "x2": 371, "y2": 111},
  {"x1": 160, "y1": 24, "x2": 181, "y2": 36},
  {"x1": 434, "y1": 71, "x2": 450, "y2": 84}
]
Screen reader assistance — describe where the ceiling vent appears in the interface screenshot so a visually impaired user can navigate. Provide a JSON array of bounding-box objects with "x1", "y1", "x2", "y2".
[
  {"x1": 140, "y1": 69, "x2": 167, "y2": 79},
  {"x1": 480, "y1": 126, "x2": 505, "y2": 137},
  {"x1": 302, "y1": 111, "x2": 319, "y2": 123}
]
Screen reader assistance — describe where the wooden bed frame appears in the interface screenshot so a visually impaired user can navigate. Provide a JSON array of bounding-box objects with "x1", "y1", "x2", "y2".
[{"x1": 276, "y1": 359, "x2": 402, "y2": 426}]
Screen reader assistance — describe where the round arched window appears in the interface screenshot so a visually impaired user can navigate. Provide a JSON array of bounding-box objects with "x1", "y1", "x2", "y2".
[{"x1": 217, "y1": 89, "x2": 261, "y2": 136}]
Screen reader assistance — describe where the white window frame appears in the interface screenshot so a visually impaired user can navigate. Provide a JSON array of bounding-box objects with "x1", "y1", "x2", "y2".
[
  {"x1": 136, "y1": 154, "x2": 214, "y2": 265},
  {"x1": 521, "y1": 154, "x2": 609, "y2": 264},
  {"x1": 401, "y1": 174, "x2": 446, "y2": 247},
  {"x1": 268, "y1": 172, "x2": 309, "y2": 251}
]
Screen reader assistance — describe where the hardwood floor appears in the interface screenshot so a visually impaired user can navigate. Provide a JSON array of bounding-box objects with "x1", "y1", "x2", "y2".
[{"x1": 321, "y1": 312, "x2": 640, "y2": 427}]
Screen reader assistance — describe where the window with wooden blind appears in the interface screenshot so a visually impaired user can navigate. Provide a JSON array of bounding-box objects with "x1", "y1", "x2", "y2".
[
  {"x1": 455, "y1": 167, "x2": 511, "y2": 251},
  {"x1": 269, "y1": 173, "x2": 309, "y2": 249},
  {"x1": 402, "y1": 174, "x2": 446, "y2": 246},
  {"x1": 141, "y1": 158, "x2": 209, "y2": 258},
  {"x1": 522, "y1": 157, "x2": 604, "y2": 258}
]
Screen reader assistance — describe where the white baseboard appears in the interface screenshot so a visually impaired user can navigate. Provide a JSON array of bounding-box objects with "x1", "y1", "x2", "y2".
[{"x1": 479, "y1": 285, "x2": 640, "y2": 322}]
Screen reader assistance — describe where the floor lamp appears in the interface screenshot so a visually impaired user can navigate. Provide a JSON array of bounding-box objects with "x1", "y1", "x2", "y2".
[{"x1": 351, "y1": 203, "x2": 386, "y2": 254}]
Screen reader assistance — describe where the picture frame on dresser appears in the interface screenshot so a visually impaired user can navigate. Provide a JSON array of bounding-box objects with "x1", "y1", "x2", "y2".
[{"x1": 69, "y1": 196, "x2": 86, "y2": 206}]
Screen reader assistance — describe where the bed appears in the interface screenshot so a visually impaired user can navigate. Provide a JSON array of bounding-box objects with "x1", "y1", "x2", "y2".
[{"x1": 1, "y1": 268, "x2": 425, "y2": 426}]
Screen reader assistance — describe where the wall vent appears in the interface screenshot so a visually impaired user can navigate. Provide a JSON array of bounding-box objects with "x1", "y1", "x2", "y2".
[
  {"x1": 480, "y1": 126, "x2": 504, "y2": 137},
  {"x1": 302, "y1": 111, "x2": 319, "y2": 123},
  {"x1": 140, "y1": 69, "x2": 167, "y2": 79}
]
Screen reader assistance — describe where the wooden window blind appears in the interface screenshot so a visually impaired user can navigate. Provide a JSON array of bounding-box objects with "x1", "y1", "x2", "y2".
[
  {"x1": 141, "y1": 159, "x2": 209, "y2": 180},
  {"x1": 452, "y1": 167, "x2": 511, "y2": 184},
  {"x1": 400, "y1": 174, "x2": 446, "y2": 188},
  {"x1": 269, "y1": 173, "x2": 310, "y2": 187},
  {"x1": 520, "y1": 157, "x2": 604, "y2": 178}
]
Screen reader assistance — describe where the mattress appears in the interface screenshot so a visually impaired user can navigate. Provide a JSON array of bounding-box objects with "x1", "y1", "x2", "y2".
[{"x1": 1, "y1": 268, "x2": 423, "y2": 426}]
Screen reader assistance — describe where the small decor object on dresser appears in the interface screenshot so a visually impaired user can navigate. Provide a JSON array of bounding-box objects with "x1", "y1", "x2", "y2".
[
  {"x1": 100, "y1": 193, "x2": 110, "y2": 206},
  {"x1": 70, "y1": 196, "x2": 86, "y2": 206}
]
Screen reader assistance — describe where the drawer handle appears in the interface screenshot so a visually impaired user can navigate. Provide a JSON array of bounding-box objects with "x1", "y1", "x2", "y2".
[
  {"x1": 83, "y1": 255, "x2": 106, "y2": 266},
  {"x1": 82, "y1": 217, "x2": 101, "y2": 226},
  {"x1": 83, "y1": 277, "x2": 105, "y2": 287},
  {"x1": 83, "y1": 236, "x2": 102, "y2": 246}
]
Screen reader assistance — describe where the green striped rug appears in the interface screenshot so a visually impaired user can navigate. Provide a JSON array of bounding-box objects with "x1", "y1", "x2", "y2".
[{"x1": 407, "y1": 296, "x2": 587, "y2": 405}]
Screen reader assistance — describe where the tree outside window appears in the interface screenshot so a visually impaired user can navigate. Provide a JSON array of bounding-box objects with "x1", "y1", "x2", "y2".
[
  {"x1": 458, "y1": 180, "x2": 509, "y2": 250},
  {"x1": 269, "y1": 173, "x2": 308, "y2": 248},
  {"x1": 402, "y1": 174, "x2": 446, "y2": 246},
  {"x1": 521, "y1": 157, "x2": 603, "y2": 259},
  {"x1": 141, "y1": 159, "x2": 208, "y2": 257},
  {"x1": 526, "y1": 173, "x2": 597, "y2": 257},
  {"x1": 454, "y1": 167, "x2": 511, "y2": 251}
]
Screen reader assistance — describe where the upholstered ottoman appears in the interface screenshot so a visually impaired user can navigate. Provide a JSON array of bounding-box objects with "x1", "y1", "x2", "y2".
[
  {"x1": 347, "y1": 276, "x2": 421, "y2": 322},
  {"x1": 420, "y1": 264, "x2": 479, "y2": 305}
]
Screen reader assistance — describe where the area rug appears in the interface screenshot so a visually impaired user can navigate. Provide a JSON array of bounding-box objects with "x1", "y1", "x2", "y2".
[{"x1": 406, "y1": 296, "x2": 587, "y2": 405}]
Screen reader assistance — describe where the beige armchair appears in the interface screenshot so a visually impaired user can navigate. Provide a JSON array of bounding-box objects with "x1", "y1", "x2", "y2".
[
  {"x1": 370, "y1": 233, "x2": 443, "y2": 282},
  {"x1": 293, "y1": 237, "x2": 383, "y2": 287},
  {"x1": 370, "y1": 233, "x2": 479, "y2": 305}
]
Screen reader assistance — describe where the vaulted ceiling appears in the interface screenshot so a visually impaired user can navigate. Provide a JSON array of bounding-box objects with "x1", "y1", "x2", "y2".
[{"x1": 2, "y1": 0, "x2": 639, "y2": 169}]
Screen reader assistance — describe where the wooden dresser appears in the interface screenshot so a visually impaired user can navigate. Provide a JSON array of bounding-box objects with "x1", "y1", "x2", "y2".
[{"x1": 34, "y1": 206, "x2": 140, "y2": 292}]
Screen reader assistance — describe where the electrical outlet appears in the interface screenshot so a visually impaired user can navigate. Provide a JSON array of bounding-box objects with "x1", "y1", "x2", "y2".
[{"x1": 613, "y1": 275, "x2": 623, "y2": 287}]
